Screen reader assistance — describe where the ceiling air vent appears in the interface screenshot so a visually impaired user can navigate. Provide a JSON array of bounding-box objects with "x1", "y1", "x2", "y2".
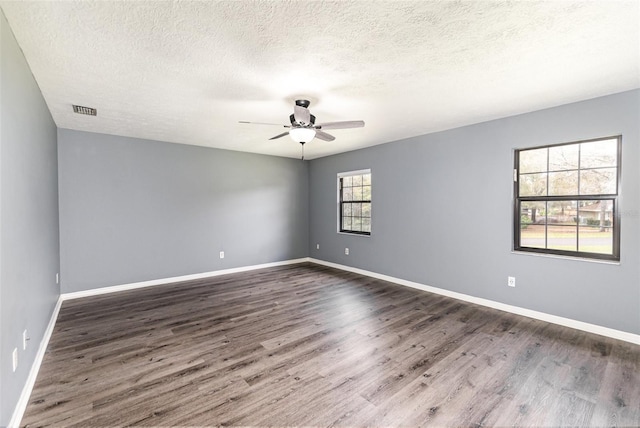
[{"x1": 72, "y1": 105, "x2": 97, "y2": 116}]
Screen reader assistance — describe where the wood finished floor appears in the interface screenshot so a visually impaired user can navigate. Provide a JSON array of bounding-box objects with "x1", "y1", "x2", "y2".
[{"x1": 22, "y1": 263, "x2": 640, "y2": 427}]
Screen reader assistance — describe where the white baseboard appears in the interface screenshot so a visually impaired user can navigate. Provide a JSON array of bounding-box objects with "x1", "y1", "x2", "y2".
[
  {"x1": 61, "y1": 258, "x2": 311, "y2": 301},
  {"x1": 309, "y1": 258, "x2": 640, "y2": 345},
  {"x1": 8, "y1": 296, "x2": 64, "y2": 428}
]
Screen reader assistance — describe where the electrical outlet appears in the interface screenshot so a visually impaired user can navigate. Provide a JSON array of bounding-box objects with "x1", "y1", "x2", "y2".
[
  {"x1": 22, "y1": 330, "x2": 29, "y2": 350},
  {"x1": 508, "y1": 276, "x2": 516, "y2": 287},
  {"x1": 12, "y1": 348, "x2": 18, "y2": 372},
  {"x1": 316, "y1": 244, "x2": 320, "y2": 250},
  {"x1": 219, "y1": 251, "x2": 225, "y2": 259},
  {"x1": 56, "y1": 273, "x2": 59, "y2": 284},
  {"x1": 345, "y1": 248, "x2": 349, "y2": 255}
]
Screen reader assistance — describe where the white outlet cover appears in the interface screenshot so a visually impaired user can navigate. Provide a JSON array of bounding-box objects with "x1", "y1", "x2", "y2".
[
  {"x1": 12, "y1": 348, "x2": 18, "y2": 372},
  {"x1": 316, "y1": 244, "x2": 320, "y2": 250},
  {"x1": 345, "y1": 248, "x2": 349, "y2": 255},
  {"x1": 508, "y1": 276, "x2": 516, "y2": 287},
  {"x1": 56, "y1": 273, "x2": 59, "y2": 284},
  {"x1": 219, "y1": 251, "x2": 225, "y2": 259},
  {"x1": 22, "y1": 330, "x2": 28, "y2": 350}
]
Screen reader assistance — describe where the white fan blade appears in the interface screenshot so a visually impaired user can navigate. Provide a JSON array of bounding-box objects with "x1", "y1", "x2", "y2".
[
  {"x1": 316, "y1": 120, "x2": 364, "y2": 130},
  {"x1": 269, "y1": 131, "x2": 290, "y2": 140},
  {"x1": 315, "y1": 130, "x2": 335, "y2": 141},
  {"x1": 294, "y1": 105, "x2": 311, "y2": 124},
  {"x1": 239, "y1": 121, "x2": 289, "y2": 127}
]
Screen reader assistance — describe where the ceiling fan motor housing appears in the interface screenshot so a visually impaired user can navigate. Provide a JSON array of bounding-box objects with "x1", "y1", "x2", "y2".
[{"x1": 290, "y1": 113, "x2": 316, "y2": 126}]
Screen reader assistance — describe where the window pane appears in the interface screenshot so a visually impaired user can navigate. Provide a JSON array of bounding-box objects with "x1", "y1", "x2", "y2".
[
  {"x1": 578, "y1": 225, "x2": 613, "y2": 254},
  {"x1": 578, "y1": 202, "x2": 613, "y2": 254},
  {"x1": 547, "y1": 224, "x2": 577, "y2": 251},
  {"x1": 549, "y1": 171, "x2": 578, "y2": 196},
  {"x1": 352, "y1": 203, "x2": 362, "y2": 217},
  {"x1": 343, "y1": 187, "x2": 352, "y2": 201},
  {"x1": 362, "y1": 203, "x2": 371, "y2": 218},
  {"x1": 580, "y1": 168, "x2": 617, "y2": 195},
  {"x1": 580, "y1": 139, "x2": 617, "y2": 168},
  {"x1": 342, "y1": 217, "x2": 351, "y2": 230},
  {"x1": 352, "y1": 175, "x2": 362, "y2": 186},
  {"x1": 363, "y1": 174, "x2": 371, "y2": 185},
  {"x1": 521, "y1": 201, "x2": 546, "y2": 225},
  {"x1": 352, "y1": 217, "x2": 362, "y2": 231},
  {"x1": 342, "y1": 176, "x2": 352, "y2": 187},
  {"x1": 362, "y1": 185, "x2": 371, "y2": 200},
  {"x1": 547, "y1": 200, "x2": 577, "y2": 226},
  {"x1": 519, "y1": 173, "x2": 547, "y2": 196},
  {"x1": 578, "y1": 200, "x2": 613, "y2": 228},
  {"x1": 342, "y1": 204, "x2": 352, "y2": 217},
  {"x1": 520, "y1": 201, "x2": 546, "y2": 248},
  {"x1": 520, "y1": 223, "x2": 546, "y2": 249},
  {"x1": 362, "y1": 217, "x2": 371, "y2": 233},
  {"x1": 549, "y1": 144, "x2": 579, "y2": 171},
  {"x1": 547, "y1": 200, "x2": 578, "y2": 252},
  {"x1": 520, "y1": 148, "x2": 547, "y2": 173},
  {"x1": 352, "y1": 186, "x2": 363, "y2": 201}
]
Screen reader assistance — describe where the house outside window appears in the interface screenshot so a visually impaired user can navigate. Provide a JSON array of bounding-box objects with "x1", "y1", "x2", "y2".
[
  {"x1": 514, "y1": 136, "x2": 621, "y2": 261},
  {"x1": 338, "y1": 169, "x2": 371, "y2": 235}
]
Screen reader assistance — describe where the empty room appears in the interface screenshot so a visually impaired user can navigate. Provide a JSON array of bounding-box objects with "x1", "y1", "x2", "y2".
[{"x1": 1, "y1": 1, "x2": 639, "y2": 427}]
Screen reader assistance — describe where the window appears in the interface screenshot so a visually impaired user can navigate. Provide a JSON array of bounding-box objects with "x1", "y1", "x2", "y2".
[
  {"x1": 514, "y1": 136, "x2": 621, "y2": 261},
  {"x1": 338, "y1": 170, "x2": 371, "y2": 235}
]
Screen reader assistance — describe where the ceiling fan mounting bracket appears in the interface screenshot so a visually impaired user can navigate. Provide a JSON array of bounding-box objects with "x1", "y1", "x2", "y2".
[{"x1": 295, "y1": 99, "x2": 311, "y2": 108}]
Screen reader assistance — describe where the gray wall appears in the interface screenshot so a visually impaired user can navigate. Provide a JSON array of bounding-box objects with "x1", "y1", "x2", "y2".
[
  {"x1": 0, "y1": 10, "x2": 60, "y2": 427},
  {"x1": 309, "y1": 90, "x2": 640, "y2": 335},
  {"x1": 58, "y1": 129, "x2": 309, "y2": 293}
]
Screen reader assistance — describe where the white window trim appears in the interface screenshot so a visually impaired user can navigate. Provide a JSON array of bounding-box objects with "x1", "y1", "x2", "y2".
[{"x1": 337, "y1": 169, "x2": 372, "y2": 236}]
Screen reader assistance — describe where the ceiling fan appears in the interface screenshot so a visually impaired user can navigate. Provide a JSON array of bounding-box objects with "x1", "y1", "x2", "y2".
[{"x1": 240, "y1": 99, "x2": 365, "y2": 159}]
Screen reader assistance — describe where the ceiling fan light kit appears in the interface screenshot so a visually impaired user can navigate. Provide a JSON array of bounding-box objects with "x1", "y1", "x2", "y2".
[
  {"x1": 240, "y1": 99, "x2": 365, "y2": 158},
  {"x1": 289, "y1": 127, "x2": 316, "y2": 144}
]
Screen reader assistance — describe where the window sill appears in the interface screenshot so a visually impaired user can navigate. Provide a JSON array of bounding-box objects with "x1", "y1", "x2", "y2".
[
  {"x1": 337, "y1": 232, "x2": 371, "y2": 238},
  {"x1": 511, "y1": 250, "x2": 620, "y2": 265}
]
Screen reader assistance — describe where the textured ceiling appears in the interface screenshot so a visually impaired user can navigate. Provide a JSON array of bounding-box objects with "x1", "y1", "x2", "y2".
[{"x1": 1, "y1": 1, "x2": 638, "y2": 159}]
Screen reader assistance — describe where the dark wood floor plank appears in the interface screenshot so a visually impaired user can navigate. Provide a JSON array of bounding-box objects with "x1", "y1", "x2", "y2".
[
  {"x1": 395, "y1": 331, "x2": 523, "y2": 427},
  {"x1": 20, "y1": 262, "x2": 640, "y2": 427},
  {"x1": 590, "y1": 359, "x2": 640, "y2": 426}
]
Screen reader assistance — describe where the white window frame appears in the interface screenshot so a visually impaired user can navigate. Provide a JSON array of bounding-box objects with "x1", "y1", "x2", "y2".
[{"x1": 337, "y1": 169, "x2": 372, "y2": 236}]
